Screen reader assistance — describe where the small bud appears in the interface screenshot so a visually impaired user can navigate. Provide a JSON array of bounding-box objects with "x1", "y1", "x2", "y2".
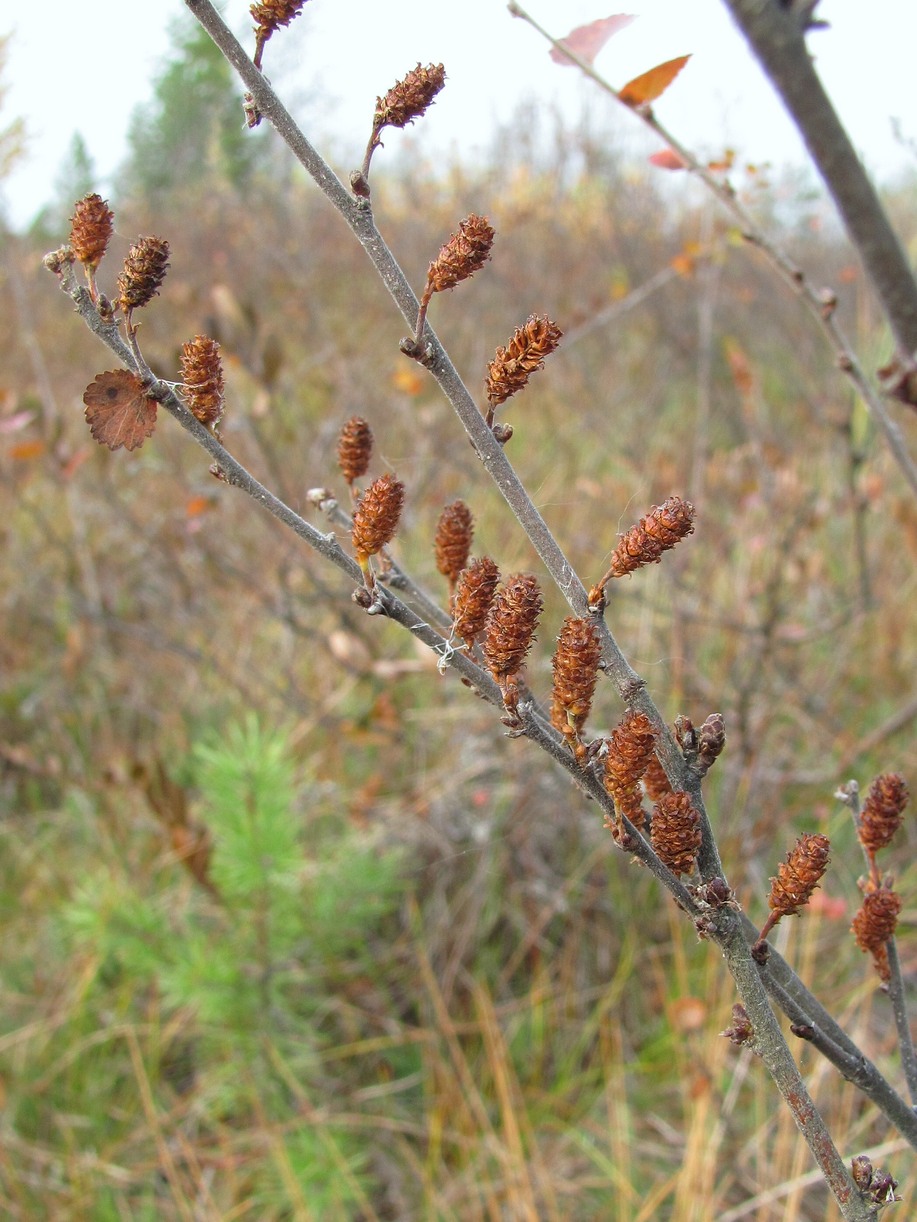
[
  {"x1": 337, "y1": 416, "x2": 374, "y2": 486},
  {"x1": 352, "y1": 473, "x2": 405, "y2": 562},
  {"x1": 42, "y1": 245, "x2": 75, "y2": 274},
  {"x1": 697, "y1": 712, "x2": 726, "y2": 773},
  {"x1": 374, "y1": 63, "x2": 446, "y2": 134},
  {"x1": 849, "y1": 1154, "x2": 899, "y2": 1205},
  {"x1": 857, "y1": 773, "x2": 908, "y2": 856},
  {"x1": 69, "y1": 193, "x2": 114, "y2": 272},
  {"x1": 434, "y1": 500, "x2": 474, "y2": 590},
  {"x1": 603, "y1": 710, "x2": 656, "y2": 837},
  {"x1": 851, "y1": 882, "x2": 901, "y2": 984},
  {"x1": 451, "y1": 556, "x2": 500, "y2": 649},
  {"x1": 550, "y1": 616, "x2": 602, "y2": 749},
  {"x1": 482, "y1": 573, "x2": 543, "y2": 680},
  {"x1": 118, "y1": 236, "x2": 170, "y2": 315},
  {"x1": 180, "y1": 335, "x2": 225, "y2": 429},
  {"x1": 651, "y1": 790, "x2": 702, "y2": 876},
  {"x1": 722, "y1": 1003, "x2": 754, "y2": 1047},
  {"x1": 485, "y1": 314, "x2": 563, "y2": 409},
  {"x1": 426, "y1": 215, "x2": 495, "y2": 296}
]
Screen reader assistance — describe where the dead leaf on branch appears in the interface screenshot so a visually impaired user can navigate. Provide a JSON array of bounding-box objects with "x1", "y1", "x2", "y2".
[
  {"x1": 619, "y1": 54, "x2": 691, "y2": 107},
  {"x1": 649, "y1": 147, "x2": 688, "y2": 171},
  {"x1": 550, "y1": 15, "x2": 635, "y2": 66},
  {"x1": 82, "y1": 370, "x2": 158, "y2": 452}
]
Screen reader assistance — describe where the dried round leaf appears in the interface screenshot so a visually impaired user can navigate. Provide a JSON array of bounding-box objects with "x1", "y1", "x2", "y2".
[{"x1": 83, "y1": 370, "x2": 158, "y2": 452}]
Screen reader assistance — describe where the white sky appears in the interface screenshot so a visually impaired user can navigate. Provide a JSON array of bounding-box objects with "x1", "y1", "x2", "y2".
[{"x1": 3, "y1": 0, "x2": 916, "y2": 229}]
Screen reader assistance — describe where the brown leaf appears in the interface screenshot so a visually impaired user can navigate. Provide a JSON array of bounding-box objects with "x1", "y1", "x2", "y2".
[
  {"x1": 82, "y1": 370, "x2": 157, "y2": 452},
  {"x1": 550, "y1": 15, "x2": 635, "y2": 66},
  {"x1": 619, "y1": 54, "x2": 691, "y2": 107}
]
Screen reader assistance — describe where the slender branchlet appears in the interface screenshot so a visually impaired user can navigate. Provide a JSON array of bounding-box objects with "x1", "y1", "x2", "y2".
[
  {"x1": 69, "y1": 193, "x2": 113, "y2": 300},
  {"x1": 251, "y1": 0, "x2": 307, "y2": 70},
  {"x1": 434, "y1": 500, "x2": 474, "y2": 593},
  {"x1": 482, "y1": 573, "x2": 543, "y2": 722},
  {"x1": 550, "y1": 616, "x2": 602, "y2": 760},
  {"x1": 852, "y1": 881, "x2": 902, "y2": 985},
  {"x1": 356, "y1": 63, "x2": 447, "y2": 192},
  {"x1": 753, "y1": 833, "x2": 831, "y2": 959},
  {"x1": 351, "y1": 473, "x2": 405, "y2": 589},
  {"x1": 651, "y1": 790, "x2": 702, "y2": 876},
  {"x1": 603, "y1": 710, "x2": 656, "y2": 842},
  {"x1": 180, "y1": 335, "x2": 225, "y2": 432},
  {"x1": 117, "y1": 236, "x2": 170, "y2": 332},
  {"x1": 485, "y1": 314, "x2": 564, "y2": 427},
  {"x1": 589, "y1": 495, "x2": 695, "y2": 610},
  {"x1": 407, "y1": 215, "x2": 495, "y2": 354},
  {"x1": 337, "y1": 416, "x2": 374, "y2": 492},
  {"x1": 451, "y1": 556, "x2": 500, "y2": 650}
]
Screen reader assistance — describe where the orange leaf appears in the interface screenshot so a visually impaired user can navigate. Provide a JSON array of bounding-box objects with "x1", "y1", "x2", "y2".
[
  {"x1": 9, "y1": 439, "x2": 45, "y2": 461},
  {"x1": 550, "y1": 15, "x2": 635, "y2": 66},
  {"x1": 82, "y1": 370, "x2": 158, "y2": 452},
  {"x1": 648, "y1": 147, "x2": 687, "y2": 171},
  {"x1": 619, "y1": 54, "x2": 690, "y2": 107},
  {"x1": 392, "y1": 366, "x2": 425, "y2": 397},
  {"x1": 185, "y1": 495, "x2": 212, "y2": 518}
]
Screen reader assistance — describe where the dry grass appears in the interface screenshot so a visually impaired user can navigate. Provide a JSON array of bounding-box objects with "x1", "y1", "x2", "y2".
[{"x1": 1, "y1": 133, "x2": 915, "y2": 1218}]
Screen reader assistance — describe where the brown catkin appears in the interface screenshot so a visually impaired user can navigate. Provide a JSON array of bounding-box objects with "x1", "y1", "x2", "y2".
[
  {"x1": 485, "y1": 315, "x2": 564, "y2": 408},
  {"x1": 452, "y1": 556, "x2": 500, "y2": 648},
  {"x1": 69, "y1": 193, "x2": 114, "y2": 271},
  {"x1": 550, "y1": 616, "x2": 602, "y2": 741},
  {"x1": 852, "y1": 884, "x2": 902, "y2": 983},
  {"x1": 427, "y1": 215, "x2": 495, "y2": 295},
  {"x1": 482, "y1": 574, "x2": 543, "y2": 679},
  {"x1": 651, "y1": 790, "x2": 702, "y2": 876},
  {"x1": 352, "y1": 473, "x2": 405, "y2": 560},
  {"x1": 607, "y1": 496, "x2": 696, "y2": 579},
  {"x1": 858, "y1": 773, "x2": 909, "y2": 856},
  {"x1": 374, "y1": 63, "x2": 446, "y2": 132},
  {"x1": 337, "y1": 416, "x2": 374, "y2": 485},
  {"x1": 768, "y1": 833, "x2": 831, "y2": 919},
  {"x1": 251, "y1": 0, "x2": 306, "y2": 35},
  {"x1": 434, "y1": 501, "x2": 474, "y2": 587},
  {"x1": 642, "y1": 752, "x2": 673, "y2": 801},
  {"x1": 603, "y1": 710, "x2": 656, "y2": 833},
  {"x1": 118, "y1": 236, "x2": 170, "y2": 314},
  {"x1": 180, "y1": 336, "x2": 225, "y2": 428}
]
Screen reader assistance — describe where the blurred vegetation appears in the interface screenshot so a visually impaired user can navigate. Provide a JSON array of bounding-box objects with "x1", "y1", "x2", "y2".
[{"x1": 1, "y1": 17, "x2": 916, "y2": 1220}]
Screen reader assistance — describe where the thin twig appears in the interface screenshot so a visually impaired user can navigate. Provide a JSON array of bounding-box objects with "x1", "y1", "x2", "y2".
[{"x1": 507, "y1": 0, "x2": 917, "y2": 502}]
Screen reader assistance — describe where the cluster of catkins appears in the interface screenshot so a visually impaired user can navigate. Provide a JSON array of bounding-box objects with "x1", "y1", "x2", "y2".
[{"x1": 334, "y1": 411, "x2": 706, "y2": 873}]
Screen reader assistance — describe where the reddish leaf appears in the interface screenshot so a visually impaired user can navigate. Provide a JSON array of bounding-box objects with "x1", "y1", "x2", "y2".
[
  {"x1": 82, "y1": 370, "x2": 158, "y2": 452},
  {"x1": 649, "y1": 147, "x2": 688, "y2": 171},
  {"x1": 550, "y1": 15, "x2": 635, "y2": 66},
  {"x1": 619, "y1": 54, "x2": 690, "y2": 107}
]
